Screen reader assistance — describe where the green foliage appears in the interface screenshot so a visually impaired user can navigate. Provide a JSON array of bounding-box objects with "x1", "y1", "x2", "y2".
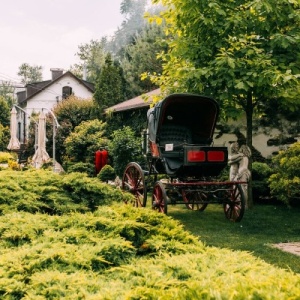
[
  {"x1": 97, "y1": 165, "x2": 116, "y2": 182},
  {"x1": 0, "y1": 152, "x2": 14, "y2": 163},
  {"x1": 0, "y1": 124, "x2": 10, "y2": 152},
  {"x1": 74, "y1": 39, "x2": 107, "y2": 83},
  {"x1": 17, "y1": 63, "x2": 43, "y2": 84},
  {"x1": 66, "y1": 162, "x2": 95, "y2": 177},
  {"x1": 93, "y1": 53, "x2": 126, "y2": 110},
  {"x1": 0, "y1": 169, "x2": 133, "y2": 215},
  {"x1": 252, "y1": 162, "x2": 273, "y2": 201},
  {"x1": 64, "y1": 119, "x2": 108, "y2": 165},
  {"x1": 53, "y1": 95, "x2": 98, "y2": 129},
  {"x1": 108, "y1": 126, "x2": 144, "y2": 176},
  {"x1": 0, "y1": 96, "x2": 10, "y2": 127},
  {"x1": 148, "y1": 0, "x2": 300, "y2": 154},
  {"x1": 121, "y1": 23, "x2": 166, "y2": 95},
  {"x1": 0, "y1": 204, "x2": 300, "y2": 298},
  {"x1": 105, "y1": 107, "x2": 148, "y2": 137},
  {"x1": 0, "y1": 81, "x2": 15, "y2": 107},
  {"x1": 269, "y1": 142, "x2": 300, "y2": 205}
]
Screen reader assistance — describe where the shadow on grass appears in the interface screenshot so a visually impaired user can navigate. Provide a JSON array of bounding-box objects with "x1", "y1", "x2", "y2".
[{"x1": 168, "y1": 202, "x2": 300, "y2": 274}]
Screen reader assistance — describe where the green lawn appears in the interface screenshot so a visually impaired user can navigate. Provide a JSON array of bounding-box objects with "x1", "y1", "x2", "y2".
[{"x1": 167, "y1": 202, "x2": 300, "y2": 274}]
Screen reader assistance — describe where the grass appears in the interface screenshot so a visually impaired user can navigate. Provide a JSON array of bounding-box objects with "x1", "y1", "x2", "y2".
[{"x1": 166, "y1": 201, "x2": 300, "y2": 274}]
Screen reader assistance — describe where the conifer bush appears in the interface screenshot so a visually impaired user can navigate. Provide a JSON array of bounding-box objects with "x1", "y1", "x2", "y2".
[
  {"x1": 0, "y1": 205, "x2": 299, "y2": 299},
  {"x1": 0, "y1": 170, "x2": 134, "y2": 214},
  {"x1": 97, "y1": 165, "x2": 116, "y2": 182},
  {"x1": 269, "y1": 142, "x2": 300, "y2": 205}
]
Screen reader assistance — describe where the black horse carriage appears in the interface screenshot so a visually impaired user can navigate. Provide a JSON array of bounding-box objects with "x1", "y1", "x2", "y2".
[{"x1": 122, "y1": 93, "x2": 246, "y2": 222}]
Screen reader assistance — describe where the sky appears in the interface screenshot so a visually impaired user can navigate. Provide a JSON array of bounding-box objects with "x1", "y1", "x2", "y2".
[{"x1": 0, "y1": 0, "x2": 125, "y2": 84}]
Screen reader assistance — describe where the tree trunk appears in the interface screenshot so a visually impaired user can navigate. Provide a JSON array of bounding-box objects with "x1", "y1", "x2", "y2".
[{"x1": 246, "y1": 92, "x2": 253, "y2": 208}]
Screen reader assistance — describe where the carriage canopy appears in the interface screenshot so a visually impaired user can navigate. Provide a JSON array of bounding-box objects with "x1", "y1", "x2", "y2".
[{"x1": 147, "y1": 93, "x2": 220, "y2": 145}]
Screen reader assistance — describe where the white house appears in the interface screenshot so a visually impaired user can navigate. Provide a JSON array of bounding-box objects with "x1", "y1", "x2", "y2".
[{"x1": 16, "y1": 68, "x2": 94, "y2": 143}]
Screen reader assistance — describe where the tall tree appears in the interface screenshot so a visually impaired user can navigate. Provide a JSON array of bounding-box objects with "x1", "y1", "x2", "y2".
[
  {"x1": 73, "y1": 38, "x2": 108, "y2": 83},
  {"x1": 108, "y1": 0, "x2": 149, "y2": 55},
  {"x1": 149, "y1": 0, "x2": 300, "y2": 147},
  {"x1": 0, "y1": 96, "x2": 10, "y2": 127},
  {"x1": 0, "y1": 81, "x2": 15, "y2": 107},
  {"x1": 149, "y1": 0, "x2": 300, "y2": 207},
  {"x1": 17, "y1": 63, "x2": 43, "y2": 84},
  {"x1": 121, "y1": 23, "x2": 167, "y2": 95},
  {"x1": 93, "y1": 53, "x2": 126, "y2": 110}
]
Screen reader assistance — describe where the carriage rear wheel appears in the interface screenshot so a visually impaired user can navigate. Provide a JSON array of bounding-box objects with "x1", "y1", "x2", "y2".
[
  {"x1": 223, "y1": 184, "x2": 245, "y2": 222},
  {"x1": 122, "y1": 162, "x2": 145, "y2": 207},
  {"x1": 152, "y1": 181, "x2": 167, "y2": 214},
  {"x1": 184, "y1": 191, "x2": 208, "y2": 211}
]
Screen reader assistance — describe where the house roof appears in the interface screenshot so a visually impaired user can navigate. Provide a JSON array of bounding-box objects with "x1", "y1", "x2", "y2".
[
  {"x1": 18, "y1": 71, "x2": 94, "y2": 104},
  {"x1": 105, "y1": 88, "x2": 161, "y2": 113}
]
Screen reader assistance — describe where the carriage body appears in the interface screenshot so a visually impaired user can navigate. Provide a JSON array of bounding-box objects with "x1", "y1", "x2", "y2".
[
  {"x1": 123, "y1": 93, "x2": 247, "y2": 222},
  {"x1": 144, "y1": 93, "x2": 228, "y2": 179}
]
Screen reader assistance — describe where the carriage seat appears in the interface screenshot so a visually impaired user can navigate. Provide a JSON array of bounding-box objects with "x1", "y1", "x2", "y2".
[{"x1": 158, "y1": 124, "x2": 192, "y2": 175}]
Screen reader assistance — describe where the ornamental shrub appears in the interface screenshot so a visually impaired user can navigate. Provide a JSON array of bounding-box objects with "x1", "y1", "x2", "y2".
[
  {"x1": 108, "y1": 126, "x2": 144, "y2": 176},
  {"x1": 64, "y1": 119, "x2": 108, "y2": 165},
  {"x1": 252, "y1": 162, "x2": 273, "y2": 202},
  {"x1": 0, "y1": 169, "x2": 134, "y2": 214},
  {"x1": 67, "y1": 162, "x2": 95, "y2": 177},
  {"x1": 97, "y1": 165, "x2": 116, "y2": 182},
  {"x1": 0, "y1": 151, "x2": 14, "y2": 163},
  {"x1": 269, "y1": 142, "x2": 300, "y2": 205}
]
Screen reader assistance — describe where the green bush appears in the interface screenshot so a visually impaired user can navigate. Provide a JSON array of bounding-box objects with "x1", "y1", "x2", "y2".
[
  {"x1": 0, "y1": 169, "x2": 134, "y2": 214},
  {"x1": 0, "y1": 205, "x2": 299, "y2": 298},
  {"x1": 269, "y1": 142, "x2": 300, "y2": 205},
  {"x1": 97, "y1": 165, "x2": 116, "y2": 182},
  {"x1": 108, "y1": 126, "x2": 144, "y2": 176},
  {"x1": 0, "y1": 124, "x2": 10, "y2": 152},
  {"x1": 0, "y1": 151, "x2": 15, "y2": 163},
  {"x1": 252, "y1": 162, "x2": 273, "y2": 202},
  {"x1": 64, "y1": 119, "x2": 108, "y2": 165},
  {"x1": 67, "y1": 162, "x2": 95, "y2": 177}
]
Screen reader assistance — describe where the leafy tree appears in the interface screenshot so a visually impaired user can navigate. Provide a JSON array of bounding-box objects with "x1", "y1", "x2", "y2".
[
  {"x1": 149, "y1": 0, "x2": 300, "y2": 148},
  {"x1": 17, "y1": 63, "x2": 43, "y2": 84},
  {"x1": 0, "y1": 81, "x2": 15, "y2": 107},
  {"x1": 148, "y1": 0, "x2": 300, "y2": 207},
  {"x1": 0, "y1": 96, "x2": 10, "y2": 154},
  {"x1": 105, "y1": 108, "x2": 148, "y2": 137},
  {"x1": 109, "y1": 0, "x2": 149, "y2": 55},
  {"x1": 269, "y1": 142, "x2": 300, "y2": 206},
  {"x1": 108, "y1": 126, "x2": 144, "y2": 176},
  {"x1": 0, "y1": 97, "x2": 10, "y2": 127},
  {"x1": 121, "y1": 23, "x2": 166, "y2": 95},
  {"x1": 0, "y1": 124, "x2": 10, "y2": 152},
  {"x1": 64, "y1": 119, "x2": 108, "y2": 166},
  {"x1": 73, "y1": 38, "x2": 108, "y2": 83},
  {"x1": 93, "y1": 53, "x2": 126, "y2": 110}
]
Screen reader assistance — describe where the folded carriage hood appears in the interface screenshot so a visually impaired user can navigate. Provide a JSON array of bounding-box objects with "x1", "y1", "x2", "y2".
[{"x1": 147, "y1": 93, "x2": 220, "y2": 144}]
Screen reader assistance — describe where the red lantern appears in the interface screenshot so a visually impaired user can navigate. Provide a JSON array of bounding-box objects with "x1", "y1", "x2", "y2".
[
  {"x1": 95, "y1": 150, "x2": 102, "y2": 174},
  {"x1": 101, "y1": 149, "x2": 108, "y2": 168}
]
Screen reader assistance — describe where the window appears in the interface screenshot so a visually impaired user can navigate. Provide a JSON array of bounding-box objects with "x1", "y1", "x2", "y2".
[{"x1": 62, "y1": 86, "x2": 72, "y2": 99}]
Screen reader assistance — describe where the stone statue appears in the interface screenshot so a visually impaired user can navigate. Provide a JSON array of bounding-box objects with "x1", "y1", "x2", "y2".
[{"x1": 228, "y1": 142, "x2": 252, "y2": 208}]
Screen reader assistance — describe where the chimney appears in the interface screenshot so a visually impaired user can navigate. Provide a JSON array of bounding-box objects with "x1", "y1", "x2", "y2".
[{"x1": 50, "y1": 68, "x2": 64, "y2": 80}]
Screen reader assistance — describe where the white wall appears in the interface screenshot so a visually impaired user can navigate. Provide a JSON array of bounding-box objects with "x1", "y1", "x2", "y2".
[
  {"x1": 26, "y1": 74, "x2": 93, "y2": 116},
  {"x1": 17, "y1": 73, "x2": 93, "y2": 144}
]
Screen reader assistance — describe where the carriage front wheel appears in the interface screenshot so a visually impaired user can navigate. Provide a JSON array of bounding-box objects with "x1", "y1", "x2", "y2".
[
  {"x1": 152, "y1": 181, "x2": 167, "y2": 214},
  {"x1": 122, "y1": 162, "x2": 146, "y2": 207},
  {"x1": 223, "y1": 184, "x2": 245, "y2": 222}
]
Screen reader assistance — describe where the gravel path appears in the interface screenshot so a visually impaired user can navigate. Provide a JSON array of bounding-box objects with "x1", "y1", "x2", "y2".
[{"x1": 272, "y1": 242, "x2": 300, "y2": 256}]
